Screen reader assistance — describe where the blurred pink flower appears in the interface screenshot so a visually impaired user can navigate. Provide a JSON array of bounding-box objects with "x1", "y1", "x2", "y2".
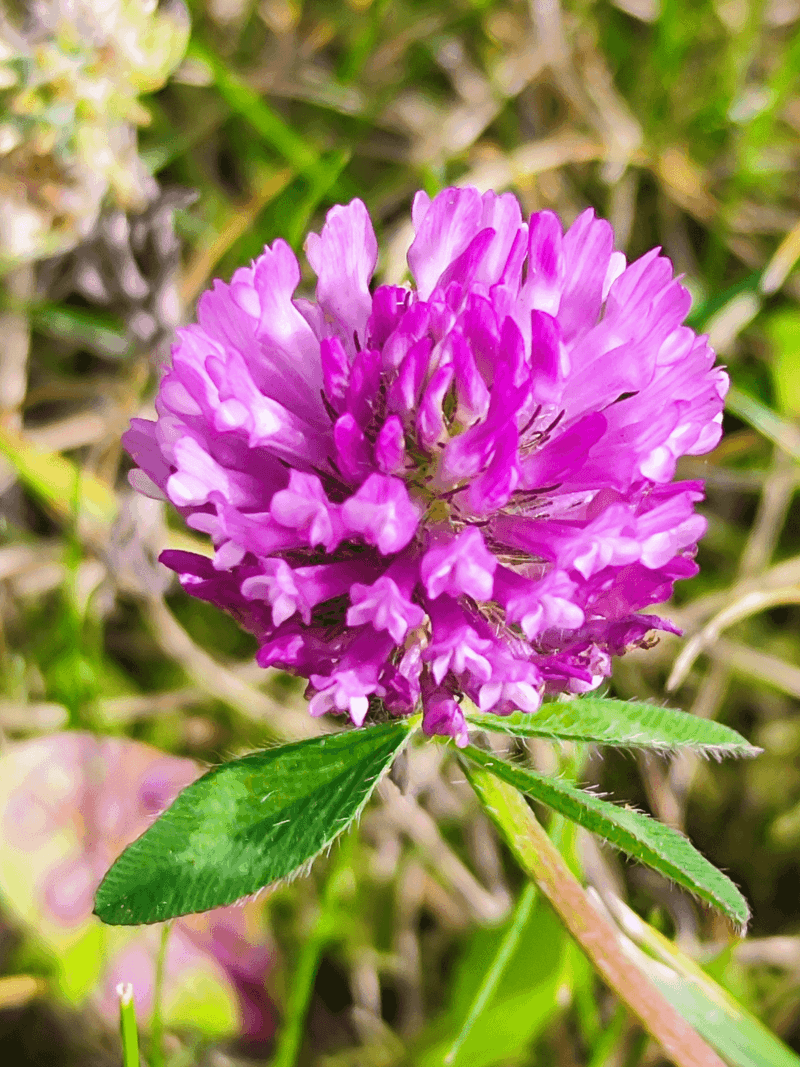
[{"x1": 0, "y1": 734, "x2": 275, "y2": 1043}]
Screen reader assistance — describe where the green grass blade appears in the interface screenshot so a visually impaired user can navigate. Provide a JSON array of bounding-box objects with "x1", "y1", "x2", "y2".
[
  {"x1": 30, "y1": 303, "x2": 129, "y2": 357},
  {"x1": 271, "y1": 833, "x2": 357, "y2": 1067},
  {"x1": 117, "y1": 983, "x2": 140, "y2": 1067},
  {"x1": 460, "y1": 744, "x2": 750, "y2": 930},
  {"x1": 685, "y1": 269, "x2": 761, "y2": 328},
  {"x1": 188, "y1": 40, "x2": 318, "y2": 174},
  {"x1": 149, "y1": 922, "x2": 171, "y2": 1067},
  {"x1": 94, "y1": 721, "x2": 415, "y2": 925},
  {"x1": 466, "y1": 698, "x2": 759, "y2": 756},
  {"x1": 414, "y1": 898, "x2": 571, "y2": 1067},
  {"x1": 725, "y1": 385, "x2": 800, "y2": 461},
  {"x1": 444, "y1": 881, "x2": 538, "y2": 1065},
  {"x1": 612, "y1": 900, "x2": 800, "y2": 1067},
  {"x1": 642, "y1": 955, "x2": 800, "y2": 1067},
  {"x1": 284, "y1": 148, "x2": 351, "y2": 248},
  {"x1": 0, "y1": 425, "x2": 117, "y2": 527}
]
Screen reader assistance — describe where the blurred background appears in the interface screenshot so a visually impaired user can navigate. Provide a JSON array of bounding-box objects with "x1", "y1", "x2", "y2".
[{"x1": 1, "y1": 0, "x2": 800, "y2": 1064}]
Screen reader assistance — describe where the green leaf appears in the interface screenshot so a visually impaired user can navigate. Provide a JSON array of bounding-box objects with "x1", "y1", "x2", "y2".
[
  {"x1": 460, "y1": 745, "x2": 750, "y2": 929},
  {"x1": 466, "y1": 698, "x2": 759, "y2": 756},
  {"x1": 611, "y1": 898, "x2": 800, "y2": 1067},
  {"x1": 765, "y1": 309, "x2": 800, "y2": 418},
  {"x1": 94, "y1": 722, "x2": 414, "y2": 926},
  {"x1": 414, "y1": 897, "x2": 574, "y2": 1067}
]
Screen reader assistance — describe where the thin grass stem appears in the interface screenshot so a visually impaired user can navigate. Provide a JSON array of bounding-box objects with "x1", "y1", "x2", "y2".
[
  {"x1": 118, "y1": 983, "x2": 140, "y2": 1067},
  {"x1": 149, "y1": 921, "x2": 172, "y2": 1067},
  {"x1": 444, "y1": 880, "x2": 537, "y2": 1064}
]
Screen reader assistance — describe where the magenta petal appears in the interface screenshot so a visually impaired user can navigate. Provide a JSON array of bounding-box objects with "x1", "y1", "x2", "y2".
[
  {"x1": 309, "y1": 631, "x2": 393, "y2": 726},
  {"x1": 520, "y1": 210, "x2": 564, "y2": 316},
  {"x1": 306, "y1": 198, "x2": 378, "y2": 344},
  {"x1": 408, "y1": 187, "x2": 484, "y2": 299},
  {"x1": 435, "y1": 227, "x2": 497, "y2": 294},
  {"x1": 321, "y1": 335, "x2": 350, "y2": 413},
  {"x1": 476, "y1": 190, "x2": 527, "y2": 288},
  {"x1": 529, "y1": 310, "x2": 564, "y2": 403},
  {"x1": 242, "y1": 558, "x2": 306, "y2": 625},
  {"x1": 417, "y1": 363, "x2": 455, "y2": 449},
  {"x1": 557, "y1": 209, "x2": 615, "y2": 342},
  {"x1": 334, "y1": 413, "x2": 374, "y2": 483},
  {"x1": 347, "y1": 574, "x2": 425, "y2": 643},
  {"x1": 123, "y1": 419, "x2": 172, "y2": 494},
  {"x1": 519, "y1": 411, "x2": 607, "y2": 488},
  {"x1": 250, "y1": 240, "x2": 323, "y2": 394},
  {"x1": 387, "y1": 337, "x2": 433, "y2": 418},
  {"x1": 375, "y1": 415, "x2": 407, "y2": 474},
  {"x1": 421, "y1": 685, "x2": 468, "y2": 748},
  {"x1": 341, "y1": 474, "x2": 421, "y2": 555},
  {"x1": 421, "y1": 527, "x2": 497, "y2": 601},
  {"x1": 367, "y1": 286, "x2": 410, "y2": 348},
  {"x1": 451, "y1": 328, "x2": 490, "y2": 424},
  {"x1": 271, "y1": 471, "x2": 343, "y2": 551},
  {"x1": 498, "y1": 568, "x2": 585, "y2": 639}
]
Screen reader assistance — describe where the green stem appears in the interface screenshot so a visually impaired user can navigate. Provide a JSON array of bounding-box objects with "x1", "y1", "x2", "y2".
[
  {"x1": 586, "y1": 1003, "x2": 628, "y2": 1067},
  {"x1": 118, "y1": 982, "x2": 140, "y2": 1067},
  {"x1": 270, "y1": 926, "x2": 328, "y2": 1067},
  {"x1": 270, "y1": 837, "x2": 356, "y2": 1067},
  {"x1": 444, "y1": 880, "x2": 537, "y2": 1064},
  {"x1": 150, "y1": 921, "x2": 171, "y2": 1067},
  {"x1": 462, "y1": 759, "x2": 727, "y2": 1067}
]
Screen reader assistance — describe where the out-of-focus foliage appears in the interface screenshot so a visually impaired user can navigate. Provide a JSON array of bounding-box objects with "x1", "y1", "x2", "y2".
[
  {"x1": 0, "y1": 734, "x2": 274, "y2": 1042},
  {"x1": 0, "y1": 0, "x2": 189, "y2": 264},
  {"x1": 1, "y1": 0, "x2": 800, "y2": 1065}
]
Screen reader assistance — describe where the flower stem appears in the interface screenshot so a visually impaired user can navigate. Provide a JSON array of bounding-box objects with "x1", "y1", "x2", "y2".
[
  {"x1": 271, "y1": 923, "x2": 329, "y2": 1067},
  {"x1": 271, "y1": 834, "x2": 357, "y2": 1067},
  {"x1": 462, "y1": 759, "x2": 727, "y2": 1067},
  {"x1": 444, "y1": 880, "x2": 538, "y2": 1064},
  {"x1": 150, "y1": 921, "x2": 171, "y2": 1067},
  {"x1": 117, "y1": 983, "x2": 140, "y2": 1067}
]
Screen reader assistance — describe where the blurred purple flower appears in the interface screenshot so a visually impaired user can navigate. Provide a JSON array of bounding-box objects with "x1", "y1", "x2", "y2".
[
  {"x1": 0, "y1": 735, "x2": 275, "y2": 1043},
  {"x1": 125, "y1": 188, "x2": 727, "y2": 745}
]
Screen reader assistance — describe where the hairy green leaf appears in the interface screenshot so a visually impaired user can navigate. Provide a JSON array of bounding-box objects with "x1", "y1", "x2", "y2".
[
  {"x1": 466, "y1": 698, "x2": 759, "y2": 756},
  {"x1": 460, "y1": 745, "x2": 750, "y2": 929},
  {"x1": 94, "y1": 721, "x2": 414, "y2": 926}
]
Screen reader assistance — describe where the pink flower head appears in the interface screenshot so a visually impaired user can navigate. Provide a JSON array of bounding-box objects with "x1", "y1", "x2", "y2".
[{"x1": 127, "y1": 187, "x2": 727, "y2": 745}]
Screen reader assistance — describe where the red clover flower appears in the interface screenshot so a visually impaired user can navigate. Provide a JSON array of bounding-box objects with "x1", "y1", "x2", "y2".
[{"x1": 125, "y1": 187, "x2": 727, "y2": 747}]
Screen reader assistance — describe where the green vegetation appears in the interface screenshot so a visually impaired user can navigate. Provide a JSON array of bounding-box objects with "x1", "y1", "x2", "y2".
[{"x1": 2, "y1": 0, "x2": 800, "y2": 1064}]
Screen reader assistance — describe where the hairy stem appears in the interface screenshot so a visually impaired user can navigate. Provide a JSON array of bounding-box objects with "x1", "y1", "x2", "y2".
[{"x1": 463, "y1": 759, "x2": 726, "y2": 1067}]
